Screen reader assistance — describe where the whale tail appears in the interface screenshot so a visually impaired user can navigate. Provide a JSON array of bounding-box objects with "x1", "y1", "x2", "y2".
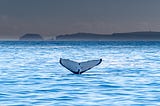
[{"x1": 59, "y1": 58, "x2": 102, "y2": 74}]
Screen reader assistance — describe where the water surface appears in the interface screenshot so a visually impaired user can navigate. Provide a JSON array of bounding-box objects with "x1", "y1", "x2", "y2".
[{"x1": 0, "y1": 41, "x2": 160, "y2": 106}]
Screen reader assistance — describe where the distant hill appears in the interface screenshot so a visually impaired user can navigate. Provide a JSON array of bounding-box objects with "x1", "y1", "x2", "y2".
[
  {"x1": 56, "y1": 32, "x2": 160, "y2": 41},
  {"x1": 19, "y1": 33, "x2": 44, "y2": 41}
]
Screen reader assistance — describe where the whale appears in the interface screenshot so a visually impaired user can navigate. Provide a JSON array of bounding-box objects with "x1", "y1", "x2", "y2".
[{"x1": 59, "y1": 58, "x2": 102, "y2": 74}]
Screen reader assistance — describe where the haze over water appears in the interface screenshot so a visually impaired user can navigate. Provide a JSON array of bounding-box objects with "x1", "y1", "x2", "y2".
[{"x1": 0, "y1": 41, "x2": 160, "y2": 105}]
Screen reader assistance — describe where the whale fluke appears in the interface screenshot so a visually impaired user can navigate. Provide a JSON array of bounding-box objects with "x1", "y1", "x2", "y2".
[{"x1": 59, "y1": 58, "x2": 102, "y2": 74}]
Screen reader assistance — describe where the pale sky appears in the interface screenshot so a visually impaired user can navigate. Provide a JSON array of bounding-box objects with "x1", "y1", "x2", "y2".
[{"x1": 0, "y1": 0, "x2": 160, "y2": 39}]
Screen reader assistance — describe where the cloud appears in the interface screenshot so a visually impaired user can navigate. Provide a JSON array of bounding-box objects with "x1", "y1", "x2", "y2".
[{"x1": 0, "y1": 15, "x2": 8, "y2": 21}]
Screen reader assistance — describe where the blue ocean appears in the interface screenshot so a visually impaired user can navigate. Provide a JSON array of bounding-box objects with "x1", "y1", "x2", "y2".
[{"x1": 0, "y1": 41, "x2": 160, "y2": 106}]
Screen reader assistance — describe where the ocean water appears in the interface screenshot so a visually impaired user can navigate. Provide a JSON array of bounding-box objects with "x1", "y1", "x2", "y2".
[{"x1": 0, "y1": 41, "x2": 160, "y2": 106}]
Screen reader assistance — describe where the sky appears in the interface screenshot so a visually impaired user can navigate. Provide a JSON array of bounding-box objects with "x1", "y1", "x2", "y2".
[{"x1": 0, "y1": 0, "x2": 160, "y2": 40}]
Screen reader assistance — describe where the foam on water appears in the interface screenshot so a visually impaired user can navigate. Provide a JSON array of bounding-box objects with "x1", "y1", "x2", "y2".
[{"x1": 0, "y1": 41, "x2": 160, "y2": 106}]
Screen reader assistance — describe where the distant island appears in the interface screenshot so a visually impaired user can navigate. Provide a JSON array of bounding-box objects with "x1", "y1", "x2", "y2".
[
  {"x1": 55, "y1": 31, "x2": 160, "y2": 41},
  {"x1": 19, "y1": 31, "x2": 160, "y2": 41},
  {"x1": 19, "y1": 33, "x2": 44, "y2": 41}
]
